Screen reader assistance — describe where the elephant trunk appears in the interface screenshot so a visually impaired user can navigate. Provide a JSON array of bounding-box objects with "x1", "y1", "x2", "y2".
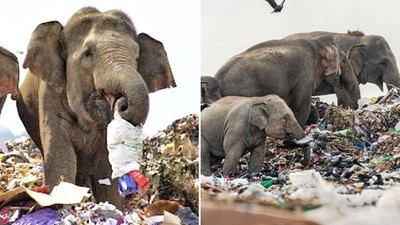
[
  {"x1": 291, "y1": 120, "x2": 306, "y2": 140},
  {"x1": 287, "y1": 118, "x2": 306, "y2": 141},
  {"x1": 341, "y1": 62, "x2": 361, "y2": 109},
  {"x1": 10, "y1": 69, "x2": 20, "y2": 100},
  {"x1": 384, "y1": 73, "x2": 400, "y2": 90},
  {"x1": 115, "y1": 71, "x2": 149, "y2": 125},
  {"x1": 103, "y1": 67, "x2": 149, "y2": 126}
]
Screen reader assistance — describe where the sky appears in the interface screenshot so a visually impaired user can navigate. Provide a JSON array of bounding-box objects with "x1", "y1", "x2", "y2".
[
  {"x1": 0, "y1": 1, "x2": 200, "y2": 137},
  {"x1": 201, "y1": 0, "x2": 400, "y2": 103}
]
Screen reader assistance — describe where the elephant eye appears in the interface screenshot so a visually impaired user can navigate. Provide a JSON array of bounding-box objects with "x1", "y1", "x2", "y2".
[
  {"x1": 83, "y1": 47, "x2": 93, "y2": 58},
  {"x1": 379, "y1": 61, "x2": 387, "y2": 68}
]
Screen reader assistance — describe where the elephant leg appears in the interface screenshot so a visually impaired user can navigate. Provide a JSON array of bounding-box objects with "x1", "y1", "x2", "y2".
[
  {"x1": 222, "y1": 142, "x2": 244, "y2": 176},
  {"x1": 302, "y1": 146, "x2": 311, "y2": 167},
  {"x1": 306, "y1": 104, "x2": 319, "y2": 125},
  {"x1": 248, "y1": 142, "x2": 266, "y2": 173},
  {"x1": 291, "y1": 89, "x2": 312, "y2": 128},
  {"x1": 43, "y1": 139, "x2": 77, "y2": 186},
  {"x1": 17, "y1": 74, "x2": 42, "y2": 150},
  {"x1": 0, "y1": 96, "x2": 6, "y2": 116},
  {"x1": 201, "y1": 136, "x2": 212, "y2": 176},
  {"x1": 90, "y1": 155, "x2": 123, "y2": 210},
  {"x1": 334, "y1": 86, "x2": 352, "y2": 108}
]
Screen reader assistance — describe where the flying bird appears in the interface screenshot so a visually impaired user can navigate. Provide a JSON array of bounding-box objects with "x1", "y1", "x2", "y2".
[{"x1": 265, "y1": 0, "x2": 286, "y2": 13}]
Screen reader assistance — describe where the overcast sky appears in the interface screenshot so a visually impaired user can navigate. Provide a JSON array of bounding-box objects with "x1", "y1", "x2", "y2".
[
  {"x1": 0, "y1": 1, "x2": 200, "y2": 136},
  {"x1": 202, "y1": 0, "x2": 400, "y2": 103}
]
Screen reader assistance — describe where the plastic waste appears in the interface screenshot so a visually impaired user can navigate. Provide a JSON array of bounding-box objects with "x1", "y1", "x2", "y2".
[
  {"x1": 107, "y1": 111, "x2": 144, "y2": 178},
  {"x1": 260, "y1": 179, "x2": 273, "y2": 188},
  {"x1": 332, "y1": 129, "x2": 353, "y2": 137},
  {"x1": 107, "y1": 111, "x2": 149, "y2": 196},
  {"x1": 178, "y1": 206, "x2": 199, "y2": 225},
  {"x1": 13, "y1": 208, "x2": 61, "y2": 225}
]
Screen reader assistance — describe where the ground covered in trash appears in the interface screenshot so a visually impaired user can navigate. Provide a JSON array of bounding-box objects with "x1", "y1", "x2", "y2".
[
  {"x1": 0, "y1": 114, "x2": 199, "y2": 225},
  {"x1": 201, "y1": 88, "x2": 400, "y2": 225}
]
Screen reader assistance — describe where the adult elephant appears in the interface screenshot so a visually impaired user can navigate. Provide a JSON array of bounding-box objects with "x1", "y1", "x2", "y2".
[
  {"x1": 17, "y1": 7, "x2": 176, "y2": 209},
  {"x1": 0, "y1": 46, "x2": 19, "y2": 115},
  {"x1": 215, "y1": 35, "x2": 356, "y2": 127},
  {"x1": 285, "y1": 31, "x2": 400, "y2": 107}
]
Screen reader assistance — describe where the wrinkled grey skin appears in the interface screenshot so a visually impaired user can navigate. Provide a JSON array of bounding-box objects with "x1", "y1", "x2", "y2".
[
  {"x1": 285, "y1": 31, "x2": 400, "y2": 106},
  {"x1": 215, "y1": 35, "x2": 348, "y2": 127},
  {"x1": 17, "y1": 7, "x2": 176, "y2": 209},
  {"x1": 0, "y1": 46, "x2": 19, "y2": 115},
  {"x1": 201, "y1": 76, "x2": 222, "y2": 104},
  {"x1": 201, "y1": 95, "x2": 306, "y2": 176},
  {"x1": 285, "y1": 33, "x2": 360, "y2": 109}
]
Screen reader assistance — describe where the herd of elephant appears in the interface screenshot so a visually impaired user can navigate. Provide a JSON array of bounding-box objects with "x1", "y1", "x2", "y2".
[{"x1": 201, "y1": 31, "x2": 400, "y2": 177}]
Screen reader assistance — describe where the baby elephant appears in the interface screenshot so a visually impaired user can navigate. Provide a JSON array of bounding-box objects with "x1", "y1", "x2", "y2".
[{"x1": 201, "y1": 94, "x2": 306, "y2": 176}]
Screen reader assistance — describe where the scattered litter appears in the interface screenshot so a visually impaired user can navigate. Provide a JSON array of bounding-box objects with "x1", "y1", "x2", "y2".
[
  {"x1": 0, "y1": 114, "x2": 199, "y2": 224},
  {"x1": 202, "y1": 87, "x2": 400, "y2": 224}
]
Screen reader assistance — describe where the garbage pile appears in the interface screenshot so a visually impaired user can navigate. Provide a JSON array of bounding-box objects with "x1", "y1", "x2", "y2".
[
  {"x1": 142, "y1": 114, "x2": 199, "y2": 214},
  {"x1": 201, "y1": 88, "x2": 400, "y2": 224},
  {"x1": 0, "y1": 114, "x2": 199, "y2": 224}
]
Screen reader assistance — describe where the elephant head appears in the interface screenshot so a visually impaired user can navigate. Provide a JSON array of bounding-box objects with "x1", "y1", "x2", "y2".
[
  {"x1": 313, "y1": 35, "x2": 343, "y2": 89},
  {"x1": 23, "y1": 7, "x2": 176, "y2": 126},
  {"x1": 248, "y1": 95, "x2": 306, "y2": 141},
  {"x1": 0, "y1": 46, "x2": 19, "y2": 101},
  {"x1": 201, "y1": 76, "x2": 222, "y2": 104},
  {"x1": 313, "y1": 35, "x2": 361, "y2": 109},
  {"x1": 0, "y1": 46, "x2": 19, "y2": 116},
  {"x1": 347, "y1": 35, "x2": 400, "y2": 91}
]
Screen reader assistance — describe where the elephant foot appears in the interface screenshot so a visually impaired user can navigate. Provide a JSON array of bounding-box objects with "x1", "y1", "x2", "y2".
[{"x1": 90, "y1": 176, "x2": 124, "y2": 210}]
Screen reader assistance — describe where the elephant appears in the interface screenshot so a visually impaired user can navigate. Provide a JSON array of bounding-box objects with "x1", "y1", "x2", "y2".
[
  {"x1": 284, "y1": 31, "x2": 400, "y2": 107},
  {"x1": 201, "y1": 76, "x2": 222, "y2": 110},
  {"x1": 201, "y1": 94, "x2": 306, "y2": 176},
  {"x1": 16, "y1": 7, "x2": 176, "y2": 209},
  {"x1": 214, "y1": 35, "x2": 356, "y2": 128},
  {"x1": 0, "y1": 46, "x2": 19, "y2": 115}
]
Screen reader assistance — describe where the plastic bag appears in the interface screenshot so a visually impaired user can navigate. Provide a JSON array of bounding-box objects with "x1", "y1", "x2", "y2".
[
  {"x1": 107, "y1": 112, "x2": 144, "y2": 179},
  {"x1": 13, "y1": 208, "x2": 61, "y2": 225}
]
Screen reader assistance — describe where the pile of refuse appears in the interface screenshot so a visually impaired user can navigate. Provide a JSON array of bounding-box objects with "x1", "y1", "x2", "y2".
[
  {"x1": 201, "y1": 88, "x2": 400, "y2": 224},
  {"x1": 142, "y1": 114, "x2": 199, "y2": 214},
  {"x1": 0, "y1": 114, "x2": 199, "y2": 225}
]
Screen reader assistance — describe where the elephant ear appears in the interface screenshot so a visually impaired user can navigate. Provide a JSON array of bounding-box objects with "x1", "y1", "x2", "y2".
[
  {"x1": 137, "y1": 33, "x2": 176, "y2": 93},
  {"x1": 347, "y1": 44, "x2": 364, "y2": 76},
  {"x1": 321, "y1": 45, "x2": 341, "y2": 77},
  {"x1": 201, "y1": 81, "x2": 207, "y2": 99},
  {"x1": 248, "y1": 103, "x2": 269, "y2": 130},
  {"x1": 23, "y1": 21, "x2": 65, "y2": 93}
]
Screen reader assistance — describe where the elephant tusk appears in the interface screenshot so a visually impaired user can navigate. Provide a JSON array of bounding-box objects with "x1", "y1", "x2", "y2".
[{"x1": 104, "y1": 93, "x2": 117, "y2": 116}]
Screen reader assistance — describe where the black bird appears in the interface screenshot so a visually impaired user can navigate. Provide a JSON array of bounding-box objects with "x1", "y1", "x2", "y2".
[{"x1": 265, "y1": 0, "x2": 286, "y2": 13}]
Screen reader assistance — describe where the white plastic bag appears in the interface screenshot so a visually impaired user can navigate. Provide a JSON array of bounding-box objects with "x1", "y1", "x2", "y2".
[{"x1": 107, "y1": 112, "x2": 144, "y2": 179}]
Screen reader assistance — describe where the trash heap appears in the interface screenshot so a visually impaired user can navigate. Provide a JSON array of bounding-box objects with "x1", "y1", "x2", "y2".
[
  {"x1": 1, "y1": 137, "x2": 43, "y2": 192},
  {"x1": 201, "y1": 88, "x2": 400, "y2": 224},
  {"x1": 0, "y1": 114, "x2": 199, "y2": 225},
  {"x1": 142, "y1": 114, "x2": 199, "y2": 214}
]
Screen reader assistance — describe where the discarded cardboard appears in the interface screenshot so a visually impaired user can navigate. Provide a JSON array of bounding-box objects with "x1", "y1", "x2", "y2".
[{"x1": 0, "y1": 182, "x2": 90, "y2": 209}]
